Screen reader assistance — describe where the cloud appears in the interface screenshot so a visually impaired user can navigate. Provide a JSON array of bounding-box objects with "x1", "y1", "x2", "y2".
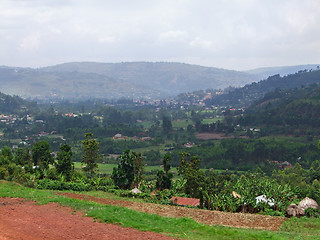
[
  {"x1": 158, "y1": 30, "x2": 188, "y2": 42},
  {"x1": 0, "y1": 0, "x2": 320, "y2": 70},
  {"x1": 189, "y1": 37, "x2": 213, "y2": 49},
  {"x1": 19, "y1": 34, "x2": 41, "y2": 51}
]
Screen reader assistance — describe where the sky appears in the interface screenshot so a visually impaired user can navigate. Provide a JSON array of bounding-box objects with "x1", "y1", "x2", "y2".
[{"x1": 1, "y1": 0, "x2": 320, "y2": 71}]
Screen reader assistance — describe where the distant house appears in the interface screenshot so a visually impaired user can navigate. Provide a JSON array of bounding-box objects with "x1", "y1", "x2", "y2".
[
  {"x1": 113, "y1": 133, "x2": 128, "y2": 140},
  {"x1": 169, "y1": 196, "x2": 200, "y2": 207},
  {"x1": 183, "y1": 142, "x2": 195, "y2": 148},
  {"x1": 141, "y1": 137, "x2": 152, "y2": 141},
  {"x1": 282, "y1": 161, "x2": 293, "y2": 168},
  {"x1": 39, "y1": 131, "x2": 48, "y2": 137}
]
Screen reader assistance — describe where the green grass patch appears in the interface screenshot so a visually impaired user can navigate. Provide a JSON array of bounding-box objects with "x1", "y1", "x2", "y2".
[
  {"x1": 138, "y1": 121, "x2": 154, "y2": 129},
  {"x1": 2, "y1": 181, "x2": 320, "y2": 239},
  {"x1": 74, "y1": 162, "x2": 118, "y2": 175},
  {"x1": 280, "y1": 217, "x2": 320, "y2": 239},
  {"x1": 172, "y1": 119, "x2": 190, "y2": 129},
  {"x1": 73, "y1": 162, "x2": 179, "y2": 177},
  {"x1": 202, "y1": 117, "x2": 223, "y2": 124}
]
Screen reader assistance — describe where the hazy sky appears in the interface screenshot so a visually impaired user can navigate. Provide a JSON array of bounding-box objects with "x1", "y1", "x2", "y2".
[{"x1": 1, "y1": 0, "x2": 320, "y2": 70}]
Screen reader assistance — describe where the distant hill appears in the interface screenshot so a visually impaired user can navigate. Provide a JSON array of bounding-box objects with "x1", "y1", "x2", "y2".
[
  {"x1": 238, "y1": 83, "x2": 320, "y2": 136},
  {"x1": 0, "y1": 62, "x2": 257, "y2": 100},
  {"x1": 0, "y1": 91, "x2": 38, "y2": 114},
  {"x1": 205, "y1": 69, "x2": 320, "y2": 107},
  {"x1": 246, "y1": 64, "x2": 320, "y2": 80}
]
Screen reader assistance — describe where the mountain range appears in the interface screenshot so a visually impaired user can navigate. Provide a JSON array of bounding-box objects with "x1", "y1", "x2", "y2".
[{"x1": 0, "y1": 62, "x2": 318, "y2": 100}]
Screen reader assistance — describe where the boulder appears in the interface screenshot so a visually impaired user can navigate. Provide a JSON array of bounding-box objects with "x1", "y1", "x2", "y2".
[
  {"x1": 298, "y1": 197, "x2": 319, "y2": 213},
  {"x1": 286, "y1": 204, "x2": 304, "y2": 217},
  {"x1": 131, "y1": 187, "x2": 142, "y2": 194},
  {"x1": 287, "y1": 198, "x2": 319, "y2": 217}
]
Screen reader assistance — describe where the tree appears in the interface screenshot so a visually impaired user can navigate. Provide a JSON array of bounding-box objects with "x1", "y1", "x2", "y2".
[
  {"x1": 111, "y1": 150, "x2": 143, "y2": 189},
  {"x1": 162, "y1": 115, "x2": 172, "y2": 133},
  {"x1": 56, "y1": 144, "x2": 73, "y2": 180},
  {"x1": 156, "y1": 154, "x2": 173, "y2": 190},
  {"x1": 0, "y1": 146, "x2": 13, "y2": 165},
  {"x1": 14, "y1": 147, "x2": 31, "y2": 166},
  {"x1": 178, "y1": 152, "x2": 205, "y2": 198},
  {"x1": 32, "y1": 140, "x2": 53, "y2": 172},
  {"x1": 132, "y1": 151, "x2": 144, "y2": 188},
  {"x1": 82, "y1": 133, "x2": 100, "y2": 177}
]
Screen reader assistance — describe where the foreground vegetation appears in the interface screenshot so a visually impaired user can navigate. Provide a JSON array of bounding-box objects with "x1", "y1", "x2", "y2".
[
  {"x1": 1, "y1": 139, "x2": 320, "y2": 219},
  {"x1": 1, "y1": 181, "x2": 320, "y2": 239}
]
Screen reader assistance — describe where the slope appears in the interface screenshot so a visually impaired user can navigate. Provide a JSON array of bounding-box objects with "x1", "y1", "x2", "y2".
[{"x1": 206, "y1": 69, "x2": 320, "y2": 107}]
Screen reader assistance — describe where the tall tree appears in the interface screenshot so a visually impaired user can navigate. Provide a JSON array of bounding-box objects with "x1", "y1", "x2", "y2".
[
  {"x1": 178, "y1": 152, "x2": 205, "y2": 198},
  {"x1": 132, "y1": 151, "x2": 144, "y2": 188},
  {"x1": 0, "y1": 146, "x2": 13, "y2": 164},
  {"x1": 156, "y1": 154, "x2": 173, "y2": 190},
  {"x1": 14, "y1": 147, "x2": 32, "y2": 173},
  {"x1": 82, "y1": 133, "x2": 100, "y2": 177},
  {"x1": 111, "y1": 150, "x2": 144, "y2": 189},
  {"x1": 56, "y1": 144, "x2": 73, "y2": 180},
  {"x1": 162, "y1": 115, "x2": 172, "y2": 133},
  {"x1": 32, "y1": 140, "x2": 53, "y2": 172}
]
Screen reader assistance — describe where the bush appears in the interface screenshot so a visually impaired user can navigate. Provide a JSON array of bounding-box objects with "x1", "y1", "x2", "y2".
[
  {"x1": 305, "y1": 207, "x2": 320, "y2": 218},
  {"x1": 36, "y1": 179, "x2": 92, "y2": 191}
]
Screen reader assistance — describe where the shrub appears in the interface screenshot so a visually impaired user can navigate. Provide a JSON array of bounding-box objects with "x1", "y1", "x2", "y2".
[
  {"x1": 36, "y1": 179, "x2": 92, "y2": 191},
  {"x1": 305, "y1": 207, "x2": 320, "y2": 218}
]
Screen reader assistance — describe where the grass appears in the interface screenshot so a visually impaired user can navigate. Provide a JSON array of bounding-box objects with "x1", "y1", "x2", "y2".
[
  {"x1": 73, "y1": 162, "x2": 239, "y2": 178},
  {"x1": 1, "y1": 181, "x2": 320, "y2": 239},
  {"x1": 73, "y1": 162, "x2": 179, "y2": 176},
  {"x1": 172, "y1": 119, "x2": 190, "y2": 129},
  {"x1": 202, "y1": 117, "x2": 223, "y2": 124}
]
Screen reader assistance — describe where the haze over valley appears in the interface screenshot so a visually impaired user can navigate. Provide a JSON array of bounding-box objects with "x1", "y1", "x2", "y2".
[{"x1": 1, "y1": 62, "x2": 319, "y2": 100}]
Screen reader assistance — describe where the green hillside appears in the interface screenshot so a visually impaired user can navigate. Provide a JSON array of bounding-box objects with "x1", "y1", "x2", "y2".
[
  {"x1": 206, "y1": 69, "x2": 320, "y2": 107},
  {"x1": 238, "y1": 83, "x2": 320, "y2": 136},
  {"x1": 0, "y1": 91, "x2": 38, "y2": 114}
]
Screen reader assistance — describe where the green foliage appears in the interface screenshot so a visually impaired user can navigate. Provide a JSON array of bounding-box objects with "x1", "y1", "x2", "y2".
[
  {"x1": 207, "y1": 69, "x2": 320, "y2": 107},
  {"x1": 156, "y1": 154, "x2": 173, "y2": 190},
  {"x1": 238, "y1": 82, "x2": 320, "y2": 136},
  {"x1": 304, "y1": 207, "x2": 320, "y2": 218},
  {"x1": 169, "y1": 138, "x2": 320, "y2": 171},
  {"x1": 13, "y1": 147, "x2": 31, "y2": 167},
  {"x1": 32, "y1": 140, "x2": 54, "y2": 173},
  {"x1": 178, "y1": 152, "x2": 205, "y2": 198},
  {"x1": 111, "y1": 150, "x2": 143, "y2": 189},
  {"x1": 36, "y1": 178, "x2": 93, "y2": 191},
  {"x1": 81, "y1": 132, "x2": 101, "y2": 177},
  {"x1": 0, "y1": 91, "x2": 38, "y2": 114},
  {"x1": 55, "y1": 144, "x2": 74, "y2": 181},
  {"x1": 162, "y1": 115, "x2": 172, "y2": 133}
]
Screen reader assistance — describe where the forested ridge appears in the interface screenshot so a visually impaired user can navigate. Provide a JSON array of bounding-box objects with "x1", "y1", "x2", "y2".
[{"x1": 205, "y1": 69, "x2": 320, "y2": 107}]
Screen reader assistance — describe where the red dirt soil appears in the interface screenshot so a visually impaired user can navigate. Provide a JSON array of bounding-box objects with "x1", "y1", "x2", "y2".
[
  {"x1": 0, "y1": 197, "x2": 175, "y2": 240},
  {"x1": 60, "y1": 192, "x2": 286, "y2": 231}
]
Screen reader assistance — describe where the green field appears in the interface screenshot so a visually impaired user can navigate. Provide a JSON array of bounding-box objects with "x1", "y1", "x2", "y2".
[
  {"x1": 1, "y1": 181, "x2": 320, "y2": 239},
  {"x1": 202, "y1": 117, "x2": 223, "y2": 124},
  {"x1": 74, "y1": 162, "x2": 178, "y2": 176}
]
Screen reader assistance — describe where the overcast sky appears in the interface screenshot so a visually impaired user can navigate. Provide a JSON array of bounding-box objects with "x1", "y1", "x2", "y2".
[{"x1": 1, "y1": 0, "x2": 320, "y2": 70}]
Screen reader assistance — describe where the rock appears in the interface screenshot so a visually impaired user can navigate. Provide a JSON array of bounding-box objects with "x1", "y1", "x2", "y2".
[
  {"x1": 286, "y1": 204, "x2": 303, "y2": 217},
  {"x1": 131, "y1": 187, "x2": 142, "y2": 194},
  {"x1": 298, "y1": 197, "x2": 319, "y2": 214},
  {"x1": 286, "y1": 198, "x2": 319, "y2": 217}
]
